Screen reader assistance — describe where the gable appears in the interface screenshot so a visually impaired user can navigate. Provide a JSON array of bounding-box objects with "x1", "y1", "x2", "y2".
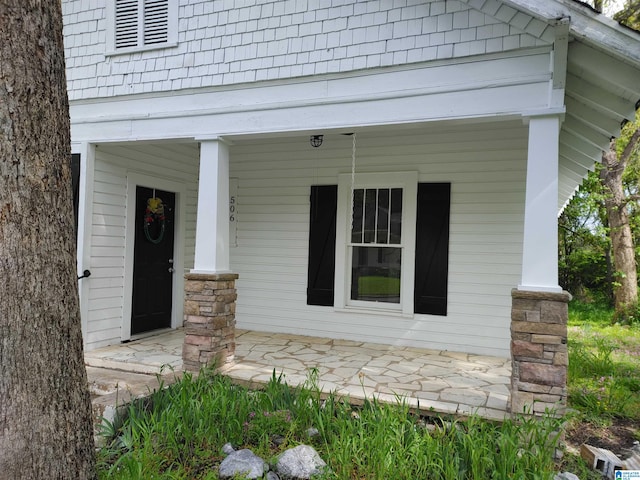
[
  {"x1": 62, "y1": 0, "x2": 640, "y2": 213},
  {"x1": 63, "y1": 0, "x2": 550, "y2": 101},
  {"x1": 458, "y1": 1, "x2": 640, "y2": 209},
  {"x1": 460, "y1": 0, "x2": 557, "y2": 43},
  {"x1": 488, "y1": 0, "x2": 640, "y2": 208}
]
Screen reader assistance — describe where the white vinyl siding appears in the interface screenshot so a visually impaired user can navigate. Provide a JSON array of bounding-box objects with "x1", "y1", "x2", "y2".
[
  {"x1": 85, "y1": 142, "x2": 199, "y2": 350},
  {"x1": 230, "y1": 121, "x2": 527, "y2": 358}
]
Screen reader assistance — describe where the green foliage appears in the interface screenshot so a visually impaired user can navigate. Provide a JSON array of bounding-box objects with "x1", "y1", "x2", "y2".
[
  {"x1": 568, "y1": 299, "x2": 615, "y2": 327},
  {"x1": 559, "y1": 169, "x2": 611, "y2": 300},
  {"x1": 568, "y1": 300, "x2": 640, "y2": 421},
  {"x1": 97, "y1": 369, "x2": 565, "y2": 480},
  {"x1": 614, "y1": 0, "x2": 640, "y2": 30},
  {"x1": 559, "y1": 110, "x2": 640, "y2": 304}
]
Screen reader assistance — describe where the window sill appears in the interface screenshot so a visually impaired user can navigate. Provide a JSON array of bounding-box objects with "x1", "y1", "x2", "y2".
[
  {"x1": 105, "y1": 42, "x2": 178, "y2": 57},
  {"x1": 334, "y1": 306, "x2": 414, "y2": 319}
]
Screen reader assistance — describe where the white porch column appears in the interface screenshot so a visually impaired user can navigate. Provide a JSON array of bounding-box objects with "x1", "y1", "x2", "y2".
[
  {"x1": 519, "y1": 114, "x2": 562, "y2": 293},
  {"x1": 192, "y1": 138, "x2": 231, "y2": 273}
]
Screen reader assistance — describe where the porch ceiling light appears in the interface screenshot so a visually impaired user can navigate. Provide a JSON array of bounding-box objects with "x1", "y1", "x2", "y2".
[{"x1": 310, "y1": 135, "x2": 323, "y2": 148}]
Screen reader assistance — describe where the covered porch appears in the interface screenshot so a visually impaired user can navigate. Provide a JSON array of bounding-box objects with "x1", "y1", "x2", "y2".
[{"x1": 85, "y1": 328, "x2": 512, "y2": 421}]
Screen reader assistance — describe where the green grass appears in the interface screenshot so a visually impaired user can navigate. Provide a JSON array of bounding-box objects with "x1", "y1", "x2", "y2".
[
  {"x1": 96, "y1": 300, "x2": 640, "y2": 479},
  {"x1": 97, "y1": 369, "x2": 564, "y2": 479},
  {"x1": 358, "y1": 275, "x2": 400, "y2": 296},
  {"x1": 567, "y1": 300, "x2": 640, "y2": 421}
]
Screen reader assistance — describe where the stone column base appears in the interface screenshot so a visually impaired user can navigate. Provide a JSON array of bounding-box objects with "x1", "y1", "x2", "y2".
[
  {"x1": 182, "y1": 273, "x2": 238, "y2": 372},
  {"x1": 511, "y1": 289, "x2": 571, "y2": 416}
]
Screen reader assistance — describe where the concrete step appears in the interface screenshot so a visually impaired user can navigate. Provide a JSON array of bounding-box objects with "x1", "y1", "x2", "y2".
[{"x1": 87, "y1": 366, "x2": 183, "y2": 442}]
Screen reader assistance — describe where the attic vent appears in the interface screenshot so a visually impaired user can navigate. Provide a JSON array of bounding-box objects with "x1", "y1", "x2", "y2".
[
  {"x1": 115, "y1": 0, "x2": 139, "y2": 49},
  {"x1": 112, "y1": 0, "x2": 174, "y2": 51},
  {"x1": 143, "y1": 0, "x2": 169, "y2": 45}
]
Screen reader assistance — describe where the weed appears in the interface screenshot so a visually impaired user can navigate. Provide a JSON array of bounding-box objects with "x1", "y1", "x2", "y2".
[
  {"x1": 97, "y1": 369, "x2": 564, "y2": 480},
  {"x1": 568, "y1": 300, "x2": 640, "y2": 421}
]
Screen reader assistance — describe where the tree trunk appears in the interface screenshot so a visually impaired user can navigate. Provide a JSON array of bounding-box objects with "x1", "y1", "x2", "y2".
[
  {"x1": 0, "y1": 3, "x2": 96, "y2": 479},
  {"x1": 600, "y1": 139, "x2": 639, "y2": 320}
]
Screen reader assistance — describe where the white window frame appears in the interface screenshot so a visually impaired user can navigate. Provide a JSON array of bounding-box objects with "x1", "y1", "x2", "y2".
[
  {"x1": 335, "y1": 171, "x2": 417, "y2": 316},
  {"x1": 106, "y1": 0, "x2": 178, "y2": 55}
]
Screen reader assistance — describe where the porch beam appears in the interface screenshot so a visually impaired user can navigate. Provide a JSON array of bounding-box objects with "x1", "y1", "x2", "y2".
[
  {"x1": 568, "y1": 42, "x2": 640, "y2": 99},
  {"x1": 566, "y1": 73, "x2": 636, "y2": 122},
  {"x1": 564, "y1": 97, "x2": 621, "y2": 138},
  {"x1": 519, "y1": 114, "x2": 562, "y2": 293},
  {"x1": 560, "y1": 129, "x2": 603, "y2": 162},
  {"x1": 192, "y1": 138, "x2": 231, "y2": 273},
  {"x1": 559, "y1": 161, "x2": 586, "y2": 184},
  {"x1": 559, "y1": 154, "x2": 591, "y2": 177},
  {"x1": 563, "y1": 115, "x2": 611, "y2": 151},
  {"x1": 559, "y1": 142, "x2": 598, "y2": 171},
  {"x1": 549, "y1": 17, "x2": 569, "y2": 109}
]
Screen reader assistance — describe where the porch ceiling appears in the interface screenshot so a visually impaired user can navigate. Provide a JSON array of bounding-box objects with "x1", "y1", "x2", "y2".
[{"x1": 558, "y1": 39, "x2": 640, "y2": 210}]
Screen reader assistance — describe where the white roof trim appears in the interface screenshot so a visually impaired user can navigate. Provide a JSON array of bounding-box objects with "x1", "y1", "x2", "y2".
[{"x1": 501, "y1": 0, "x2": 640, "y2": 68}]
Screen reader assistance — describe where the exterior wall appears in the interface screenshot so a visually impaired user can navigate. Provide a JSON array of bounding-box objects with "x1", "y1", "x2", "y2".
[
  {"x1": 85, "y1": 142, "x2": 199, "y2": 349},
  {"x1": 230, "y1": 121, "x2": 528, "y2": 358},
  {"x1": 62, "y1": 0, "x2": 550, "y2": 101},
  {"x1": 63, "y1": 1, "x2": 558, "y2": 355}
]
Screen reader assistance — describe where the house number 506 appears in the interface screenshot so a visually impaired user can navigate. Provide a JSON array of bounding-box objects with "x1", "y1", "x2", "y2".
[{"x1": 229, "y1": 195, "x2": 236, "y2": 222}]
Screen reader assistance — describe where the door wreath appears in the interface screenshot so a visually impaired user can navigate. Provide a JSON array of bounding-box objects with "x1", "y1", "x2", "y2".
[{"x1": 144, "y1": 197, "x2": 166, "y2": 244}]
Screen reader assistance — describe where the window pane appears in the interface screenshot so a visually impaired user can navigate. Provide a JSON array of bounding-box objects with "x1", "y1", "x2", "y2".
[
  {"x1": 352, "y1": 187, "x2": 402, "y2": 245},
  {"x1": 377, "y1": 188, "x2": 389, "y2": 244},
  {"x1": 351, "y1": 246, "x2": 401, "y2": 304},
  {"x1": 351, "y1": 188, "x2": 364, "y2": 243},
  {"x1": 364, "y1": 189, "x2": 377, "y2": 243},
  {"x1": 390, "y1": 188, "x2": 402, "y2": 244}
]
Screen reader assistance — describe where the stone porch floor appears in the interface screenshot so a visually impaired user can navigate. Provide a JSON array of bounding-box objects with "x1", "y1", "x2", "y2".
[{"x1": 85, "y1": 328, "x2": 512, "y2": 421}]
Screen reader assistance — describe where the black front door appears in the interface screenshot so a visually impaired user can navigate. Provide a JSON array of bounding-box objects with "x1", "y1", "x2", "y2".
[{"x1": 131, "y1": 186, "x2": 176, "y2": 335}]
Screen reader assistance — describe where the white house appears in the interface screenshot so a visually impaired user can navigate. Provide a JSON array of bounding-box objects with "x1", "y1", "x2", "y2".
[{"x1": 63, "y1": 0, "x2": 640, "y2": 412}]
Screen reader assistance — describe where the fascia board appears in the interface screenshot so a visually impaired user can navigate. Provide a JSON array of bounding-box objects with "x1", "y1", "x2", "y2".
[{"x1": 501, "y1": 0, "x2": 640, "y2": 69}]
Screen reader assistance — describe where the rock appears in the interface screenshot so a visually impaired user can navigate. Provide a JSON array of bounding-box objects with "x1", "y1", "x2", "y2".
[
  {"x1": 219, "y1": 449, "x2": 268, "y2": 479},
  {"x1": 306, "y1": 427, "x2": 319, "y2": 438},
  {"x1": 276, "y1": 445, "x2": 326, "y2": 480},
  {"x1": 221, "y1": 442, "x2": 235, "y2": 455},
  {"x1": 554, "y1": 472, "x2": 580, "y2": 480},
  {"x1": 266, "y1": 472, "x2": 280, "y2": 480}
]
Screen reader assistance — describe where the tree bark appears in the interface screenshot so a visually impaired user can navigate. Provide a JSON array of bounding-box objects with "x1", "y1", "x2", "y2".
[
  {"x1": 600, "y1": 139, "x2": 639, "y2": 319},
  {"x1": 0, "y1": 2, "x2": 96, "y2": 479}
]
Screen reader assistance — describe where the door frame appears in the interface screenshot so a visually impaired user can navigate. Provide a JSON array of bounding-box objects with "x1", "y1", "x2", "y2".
[{"x1": 122, "y1": 173, "x2": 187, "y2": 341}]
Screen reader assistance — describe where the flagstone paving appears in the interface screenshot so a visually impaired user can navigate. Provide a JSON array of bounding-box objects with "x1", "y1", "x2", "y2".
[{"x1": 85, "y1": 328, "x2": 512, "y2": 421}]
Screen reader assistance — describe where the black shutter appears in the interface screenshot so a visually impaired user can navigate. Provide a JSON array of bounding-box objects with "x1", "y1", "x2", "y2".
[
  {"x1": 414, "y1": 183, "x2": 450, "y2": 315},
  {"x1": 307, "y1": 185, "x2": 337, "y2": 306}
]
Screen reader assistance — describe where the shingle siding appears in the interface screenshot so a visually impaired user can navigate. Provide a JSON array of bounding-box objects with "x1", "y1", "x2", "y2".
[{"x1": 62, "y1": 0, "x2": 549, "y2": 100}]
